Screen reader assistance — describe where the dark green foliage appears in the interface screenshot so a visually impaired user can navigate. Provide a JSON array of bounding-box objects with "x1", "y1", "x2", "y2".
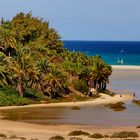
[
  {"x1": 0, "y1": 92, "x2": 31, "y2": 106},
  {"x1": 90, "y1": 133, "x2": 104, "y2": 139},
  {"x1": 68, "y1": 130, "x2": 90, "y2": 136},
  {"x1": 24, "y1": 88, "x2": 44, "y2": 101},
  {"x1": 0, "y1": 85, "x2": 18, "y2": 96},
  {"x1": 105, "y1": 102, "x2": 126, "y2": 111},
  {"x1": 73, "y1": 80, "x2": 89, "y2": 93},
  {"x1": 49, "y1": 135, "x2": 65, "y2": 140},
  {"x1": 111, "y1": 131, "x2": 139, "y2": 138}
]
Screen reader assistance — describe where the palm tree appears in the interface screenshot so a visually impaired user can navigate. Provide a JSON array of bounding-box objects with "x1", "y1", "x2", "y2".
[
  {"x1": 45, "y1": 68, "x2": 67, "y2": 98},
  {"x1": 0, "y1": 23, "x2": 16, "y2": 56},
  {"x1": 11, "y1": 46, "x2": 35, "y2": 97},
  {"x1": 0, "y1": 52, "x2": 11, "y2": 85}
]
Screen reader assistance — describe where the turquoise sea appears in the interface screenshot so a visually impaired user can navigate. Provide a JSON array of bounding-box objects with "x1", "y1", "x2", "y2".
[{"x1": 64, "y1": 41, "x2": 140, "y2": 65}]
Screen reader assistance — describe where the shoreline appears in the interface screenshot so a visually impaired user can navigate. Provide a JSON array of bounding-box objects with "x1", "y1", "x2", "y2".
[
  {"x1": 112, "y1": 65, "x2": 140, "y2": 69},
  {"x1": 0, "y1": 93, "x2": 133, "y2": 110}
]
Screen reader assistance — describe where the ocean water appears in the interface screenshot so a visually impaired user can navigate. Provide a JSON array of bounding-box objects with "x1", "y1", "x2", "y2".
[{"x1": 64, "y1": 41, "x2": 140, "y2": 65}]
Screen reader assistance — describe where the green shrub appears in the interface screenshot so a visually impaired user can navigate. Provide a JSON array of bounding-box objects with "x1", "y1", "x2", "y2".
[
  {"x1": 24, "y1": 88, "x2": 44, "y2": 101},
  {"x1": 73, "y1": 80, "x2": 89, "y2": 93},
  {"x1": 49, "y1": 135, "x2": 65, "y2": 140},
  {"x1": 111, "y1": 131, "x2": 139, "y2": 138},
  {"x1": 90, "y1": 133, "x2": 104, "y2": 139},
  {"x1": 68, "y1": 130, "x2": 90, "y2": 136},
  {"x1": 0, "y1": 85, "x2": 19, "y2": 96},
  {"x1": 105, "y1": 102, "x2": 126, "y2": 111},
  {"x1": 0, "y1": 93, "x2": 32, "y2": 106}
]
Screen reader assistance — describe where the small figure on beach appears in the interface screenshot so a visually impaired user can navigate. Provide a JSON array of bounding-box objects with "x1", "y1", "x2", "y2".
[
  {"x1": 73, "y1": 97, "x2": 76, "y2": 103},
  {"x1": 120, "y1": 94, "x2": 122, "y2": 97},
  {"x1": 133, "y1": 92, "x2": 136, "y2": 100}
]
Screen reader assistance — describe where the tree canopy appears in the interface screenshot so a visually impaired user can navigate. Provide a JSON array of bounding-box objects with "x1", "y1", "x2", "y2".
[{"x1": 0, "y1": 12, "x2": 112, "y2": 99}]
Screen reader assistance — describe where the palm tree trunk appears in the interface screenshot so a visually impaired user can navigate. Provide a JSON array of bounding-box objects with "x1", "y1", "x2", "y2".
[{"x1": 17, "y1": 74, "x2": 24, "y2": 97}]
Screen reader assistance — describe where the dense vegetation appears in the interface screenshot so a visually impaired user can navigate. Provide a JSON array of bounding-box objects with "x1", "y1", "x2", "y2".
[{"x1": 0, "y1": 12, "x2": 112, "y2": 105}]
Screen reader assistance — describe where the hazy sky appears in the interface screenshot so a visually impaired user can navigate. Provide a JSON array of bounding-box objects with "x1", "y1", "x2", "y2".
[{"x1": 0, "y1": 0, "x2": 140, "y2": 41}]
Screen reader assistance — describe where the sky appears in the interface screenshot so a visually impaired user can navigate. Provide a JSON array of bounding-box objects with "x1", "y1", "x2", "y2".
[{"x1": 0, "y1": 0, "x2": 140, "y2": 41}]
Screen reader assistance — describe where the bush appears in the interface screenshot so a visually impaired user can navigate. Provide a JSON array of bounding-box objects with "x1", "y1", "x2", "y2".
[
  {"x1": 70, "y1": 106, "x2": 81, "y2": 110},
  {"x1": 105, "y1": 102, "x2": 126, "y2": 111},
  {"x1": 68, "y1": 130, "x2": 90, "y2": 136},
  {"x1": 0, "y1": 85, "x2": 19, "y2": 96},
  {"x1": 24, "y1": 88, "x2": 44, "y2": 101},
  {"x1": 90, "y1": 133, "x2": 104, "y2": 139},
  {"x1": 111, "y1": 131, "x2": 139, "y2": 138},
  {"x1": 49, "y1": 135, "x2": 65, "y2": 140},
  {"x1": 73, "y1": 80, "x2": 89, "y2": 93},
  {"x1": 0, "y1": 92, "x2": 32, "y2": 106}
]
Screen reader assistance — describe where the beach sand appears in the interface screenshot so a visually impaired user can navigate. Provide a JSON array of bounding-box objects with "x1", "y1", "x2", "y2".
[
  {"x1": 0, "y1": 119, "x2": 140, "y2": 140},
  {"x1": 112, "y1": 65, "x2": 140, "y2": 70},
  {"x1": 0, "y1": 93, "x2": 133, "y2": 111},
  {"x1": 0, "y1": 66, "x2": 139, "y2": 140},
  {"x1": 0, "y1": 93, "x2": 135, "y2": 140}
]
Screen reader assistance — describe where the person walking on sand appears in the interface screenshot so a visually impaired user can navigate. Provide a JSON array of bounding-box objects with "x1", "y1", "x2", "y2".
[
  {"x1": 73, "y1": 97, "x2": 76, "y2": 103},
  {"x1": 133, "y1": 92, "x2": 136, "y2": 100}
]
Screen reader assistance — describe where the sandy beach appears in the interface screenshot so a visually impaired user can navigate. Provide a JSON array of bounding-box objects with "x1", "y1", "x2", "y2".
[
  {"x1": 0, "y1": 93, "x2": 133, "y2": 111},
  {"x1": 0, "y1": 93, "x2": 136, "y2": 140},
  {"x1": 112, "y1": 65, "x2": 140, "y2": 70},
  {"x1": 0, "y1": 66, "x2": 139, "y2": 140},
  {"x1": 0, "y1": 119, "x2": 139, "y2": 140}
]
